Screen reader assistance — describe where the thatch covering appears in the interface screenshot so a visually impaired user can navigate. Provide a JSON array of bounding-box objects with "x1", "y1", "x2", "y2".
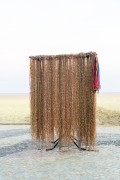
[{"x1": 29, "y1": 52, "x2": 100, "y2": 150}]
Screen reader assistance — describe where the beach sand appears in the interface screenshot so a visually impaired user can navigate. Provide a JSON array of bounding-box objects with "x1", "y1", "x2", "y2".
[
  {"x1": 0, "y1": 93, "x2": 120, "y2": 126},
  {"x1": 0, "y1": 125, "x2": 120, "y2": 179},
  {"x1": 0, "y1": 94, "x2": 30, "y2": 124},
  {"x1": 0, "y1": 94, "x2": 120, "y2": 179},
  {"x1": 97, "y1": 93, "x2": 120, "y2": 126}
]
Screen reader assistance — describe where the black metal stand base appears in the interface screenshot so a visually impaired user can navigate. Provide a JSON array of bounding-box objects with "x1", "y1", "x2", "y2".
[
  {"x1": 46, "y1": 138, "x2": 86, "y2": 151},
  {"x1": 46, "y1": 138, "x2": 59, "y2": 151}
]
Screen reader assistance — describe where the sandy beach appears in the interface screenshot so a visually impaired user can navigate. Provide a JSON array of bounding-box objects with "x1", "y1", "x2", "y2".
[
  {"x1": 0, "y1": 93, "x2": 120, "y2": 126},
  {"x1": 0, "y1": 125, "x2": 120, "y2": 179},
  {"x1": 96, "y1": 93, "x2": 120, "y2": 126},
  {"x1": 0, "y1": 93, "x2": 120, "y2": 179}
]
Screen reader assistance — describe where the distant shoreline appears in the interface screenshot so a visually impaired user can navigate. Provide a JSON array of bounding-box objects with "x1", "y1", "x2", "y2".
[
  {"x1": 0, "y1": 93, "x2": 30, "y2": 96},
  {"x1": 0, "y1": 92, "x2": 120, "y2": 96}
]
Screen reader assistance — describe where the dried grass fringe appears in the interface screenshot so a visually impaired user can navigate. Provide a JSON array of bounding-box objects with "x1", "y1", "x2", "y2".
[{"x1": 29, "y1": 52, "x2": 97, "y2": 150}]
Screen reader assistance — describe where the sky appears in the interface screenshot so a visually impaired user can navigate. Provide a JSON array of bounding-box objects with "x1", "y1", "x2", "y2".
[{"x1": 0, "y1": 0, "x2": 120, "y2": 93}]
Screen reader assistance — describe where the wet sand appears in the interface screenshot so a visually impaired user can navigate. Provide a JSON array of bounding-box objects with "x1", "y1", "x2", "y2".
[
  {"x1": 0, "y1": 94, "x2": 120, "y2": 179},
  {"x1": 0, "y1": 125, "x2": 120, "y2": 179}
]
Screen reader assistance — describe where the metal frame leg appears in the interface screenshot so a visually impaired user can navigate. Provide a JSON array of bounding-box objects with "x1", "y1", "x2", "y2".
[
  {"x1": 46, "y1": 137, "x2": 87, "y2": 151},
  {"x1": 73, "y1": 140, "x2": 86, "y2": 151}
]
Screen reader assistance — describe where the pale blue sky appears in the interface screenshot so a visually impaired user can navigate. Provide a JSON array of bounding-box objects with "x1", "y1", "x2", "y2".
[{"x1": 0, "y1": 0, "x2": 120, "y2": 93}]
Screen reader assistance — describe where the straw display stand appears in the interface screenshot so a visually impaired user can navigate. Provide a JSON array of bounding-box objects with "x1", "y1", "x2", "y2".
[{"x1": 29, "y1": 52, "x2": 99, "y2": 150}]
